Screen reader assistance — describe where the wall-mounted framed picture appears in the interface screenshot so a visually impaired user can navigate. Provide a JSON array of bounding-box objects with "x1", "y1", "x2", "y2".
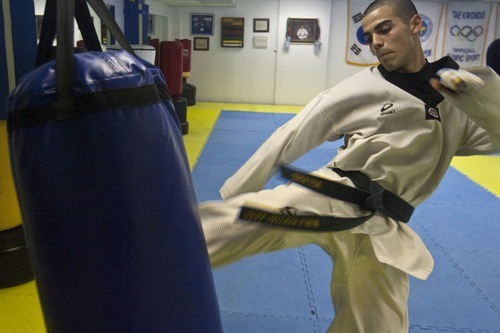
[
  {"x1": 288, "y1": 18, "x2": 319, "y2": 44},
  {"x1": 191, "y1": 13, "x2": 215, "y2": 36},
  {"x1": 253, "y1": 36, "x2": 268, "y2": 49},
  {"x1": 221, "y1": 17, "x2": 244, "y2": 48},
  {"x1": 253, "y1": 18, "x2": 269, "y2": 33},
  {"x1": 193, "y1": 37, "x2": 210, "y2": 51}
]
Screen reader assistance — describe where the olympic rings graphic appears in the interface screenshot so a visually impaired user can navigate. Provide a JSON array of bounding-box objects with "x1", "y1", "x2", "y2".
[{"x1": 450, "y1": 25, "x2": 484, "y2": 42}]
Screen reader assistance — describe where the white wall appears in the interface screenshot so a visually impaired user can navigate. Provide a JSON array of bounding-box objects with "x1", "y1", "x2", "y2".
[
  {"x1": 33, "y1": 0, "x2": 500, "y2": 106},
  {"x1": 274, "y1": 0, "x2": 333, "y2": 105},
  {"x1": 326, "y1": 0, "x2": 367, "y2": 88},
  {"x1": 159, "y1": 0, "x2": 348, "y2": 105},
  {"x1": 178, "y1": 0, "x2": 282, "y2": 104}
]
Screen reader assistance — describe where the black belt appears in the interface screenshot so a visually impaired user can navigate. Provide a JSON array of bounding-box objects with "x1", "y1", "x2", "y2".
[{"x1": 238, "y1": 166, "x2": 414, "y2": 232}]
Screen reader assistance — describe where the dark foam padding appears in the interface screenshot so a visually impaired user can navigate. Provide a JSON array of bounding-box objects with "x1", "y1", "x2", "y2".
[{"x1": 7, "y1": 50, "x2": 222, "y2": 332}]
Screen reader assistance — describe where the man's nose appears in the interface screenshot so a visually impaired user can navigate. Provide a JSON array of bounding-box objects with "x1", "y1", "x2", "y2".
[{"x1": 372, "y1": 34, "x2": 383, "y2": 49}]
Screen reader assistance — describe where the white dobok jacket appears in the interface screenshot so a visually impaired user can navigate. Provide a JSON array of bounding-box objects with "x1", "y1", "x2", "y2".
[{"x1": 219, "y1": 64, "x2": 500, "y2": 280}]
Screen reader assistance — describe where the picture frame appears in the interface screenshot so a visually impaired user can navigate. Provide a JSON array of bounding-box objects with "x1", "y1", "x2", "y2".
[
  {"x1": 253, "y1": 36, "x2": 268, "y2": 49},
  {"x1": 253, "y1": 18, "x2": 269, "y2": 33},
  {"x1": 191, "y1": 13, "x2": 215, "y2": 36},
  {"x1": 289, "y1": 18, "x2": 318, "y2": 44},
  {"x1": 193, "y1": 37, "x2": 210, "y2": 51},
  {"x1": 221, "y1": 17, "x2": 244, "y2": 48}
]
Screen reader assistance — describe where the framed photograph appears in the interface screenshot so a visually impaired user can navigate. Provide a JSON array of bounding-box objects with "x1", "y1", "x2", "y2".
[
  {"x1": 148, "y1": 14, "x2": 155, "y2": 35},
  {"x1": 253, "y1": 18, "x2": 269, "y2": 33},
  {"x1": 289, "y1": 18, "x2": 318, "y2": 44},
  {"x1": 193, "y1": 37, "x2": 210, "y2": 51},
  {"x1": 221, "y1": 17, "x2": 244, "y2": 48},
  {"x1": 191, "y1": 13, "x2": 215, "y2": 36},
  {"x1": 253, "y1": 36, "x2": 268, "y2": 49}
]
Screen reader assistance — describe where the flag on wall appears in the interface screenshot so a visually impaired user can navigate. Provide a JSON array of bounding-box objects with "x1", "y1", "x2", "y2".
[
  {"x1": 346, "y1": 0, "x2": 377, "y2": 66},
  {"x1": 346, "y1": 0, "x2": 444, "y2": 66},
  {"x1": 442, "y1": 2, "x2": 492, "y2": 67},
  {"x1": 414, "y1": 1, "x2": 444, "y2": 62}
]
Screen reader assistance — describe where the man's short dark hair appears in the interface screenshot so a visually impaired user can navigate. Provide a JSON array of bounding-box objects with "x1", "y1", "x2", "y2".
[
  {"x1": 487, "y1": 39, "x2": 500, "y2": 75},
  {"x1": 363, "y1": 0, "x2": 419, "y2": 23}
]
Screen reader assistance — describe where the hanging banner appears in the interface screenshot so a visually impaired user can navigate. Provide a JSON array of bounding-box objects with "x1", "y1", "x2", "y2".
[
  {"x1": 442, "y1": 2, "x2": 492, "y2": 67},
  {"x1": 415, "y1": 1, "x2": 444, "y2": 62},
  {"x1": 346, "y1": 0, "x2": 377, "y2": 66}
]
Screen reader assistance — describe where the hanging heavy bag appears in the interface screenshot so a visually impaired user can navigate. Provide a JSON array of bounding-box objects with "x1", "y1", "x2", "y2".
[{"x1": 7, "y1": 0, "x2": 222, "y2": 332}]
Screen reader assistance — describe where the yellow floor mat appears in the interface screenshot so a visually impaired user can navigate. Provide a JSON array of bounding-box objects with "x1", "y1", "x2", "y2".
[{"x1": 451, "y1": 155, "x2": 500, "y2": 198}]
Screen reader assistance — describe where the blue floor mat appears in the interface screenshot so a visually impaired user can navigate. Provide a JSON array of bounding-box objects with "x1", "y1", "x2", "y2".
[{"x1": 192, "y1": 111, "x2": 500, "y2": 333}]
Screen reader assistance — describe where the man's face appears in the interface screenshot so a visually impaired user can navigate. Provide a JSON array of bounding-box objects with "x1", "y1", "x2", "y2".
[{"x1": 362, "y1": 6, "x2": 420, "y2": 72}]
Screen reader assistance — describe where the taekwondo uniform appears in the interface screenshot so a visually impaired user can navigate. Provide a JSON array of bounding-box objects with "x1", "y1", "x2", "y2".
[{"x1": 199, "y1": 57, "x2": 500, "y2": 332}]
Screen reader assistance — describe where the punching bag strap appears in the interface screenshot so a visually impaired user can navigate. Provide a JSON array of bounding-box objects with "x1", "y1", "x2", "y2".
[
  {"x1": 34, "y1": 0, "x2": 77, "y2": 117},
  {"x1": 35, "y1": 0, "x2": 57, "y2": 67},
  {"x1": 74, "y1": 0, "x2": 102, "y2": 52},
  {"x1": 86, "y1": 0, "x2": 135, "y2": 56},
  {"x1": 54, "y1": 0, "x2": 75, "y2": 117},
  {"x1": 48, "y1": 0, "x2": 138, "y2": 121},
  {"x1": 36, "y1": 0, "x2": 100, "y2": 64}
]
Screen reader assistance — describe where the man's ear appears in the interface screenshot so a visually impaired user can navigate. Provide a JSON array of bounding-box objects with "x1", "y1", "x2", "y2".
[{"x1": 410, "y1": 14, "x2": 422, "y2": 35}]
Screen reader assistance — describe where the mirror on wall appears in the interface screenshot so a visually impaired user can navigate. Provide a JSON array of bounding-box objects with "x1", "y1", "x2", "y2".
[{"x1": 148, "y1": 14, "x2": 168, "y2": 42}]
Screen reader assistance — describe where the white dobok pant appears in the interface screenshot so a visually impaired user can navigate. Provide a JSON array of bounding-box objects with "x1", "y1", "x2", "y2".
[{"x1": 199, "y1": 183, "x2": 409, "y2": 333}]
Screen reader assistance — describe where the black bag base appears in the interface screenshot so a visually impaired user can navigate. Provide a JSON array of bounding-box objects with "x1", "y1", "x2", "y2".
[
  {"x1": 182, "y1": 78, "x2": 197, "y2": 106},
  {"x1": 0, "y1": 226, "x2": 34, "y2": 288},
  {"x1": 174, "y1": 96, "x2": 189, "y2": 135}
]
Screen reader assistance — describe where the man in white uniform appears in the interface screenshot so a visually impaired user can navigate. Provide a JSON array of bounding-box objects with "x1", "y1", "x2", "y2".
[{"x1": 199, "y1": 0, "x2": 500, "y2": 332}]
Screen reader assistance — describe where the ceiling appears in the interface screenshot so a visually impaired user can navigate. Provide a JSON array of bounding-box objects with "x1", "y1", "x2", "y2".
[{"x1": 158, "y1": 0, "x2": 236, "y2": 7}]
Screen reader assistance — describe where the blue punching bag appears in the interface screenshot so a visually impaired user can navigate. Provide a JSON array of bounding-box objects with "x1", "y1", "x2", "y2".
[{"x1": 7, "y1": 0, "x2": 222, "y2": 331}]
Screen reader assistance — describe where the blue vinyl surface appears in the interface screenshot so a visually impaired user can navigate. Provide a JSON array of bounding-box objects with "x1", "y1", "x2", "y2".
[{"x1": 191, "y1": 111, "x2": 500, "y2": 333}]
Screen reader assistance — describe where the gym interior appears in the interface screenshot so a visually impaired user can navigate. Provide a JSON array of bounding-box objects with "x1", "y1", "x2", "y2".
[{"x1": 1, "y1": 0, "x2": 499, "y2": 332}]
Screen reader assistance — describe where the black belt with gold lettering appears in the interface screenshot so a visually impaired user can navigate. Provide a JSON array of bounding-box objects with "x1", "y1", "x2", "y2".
[{"x1": 237, "y1": 166, "x2": 414, "y2": 232}]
